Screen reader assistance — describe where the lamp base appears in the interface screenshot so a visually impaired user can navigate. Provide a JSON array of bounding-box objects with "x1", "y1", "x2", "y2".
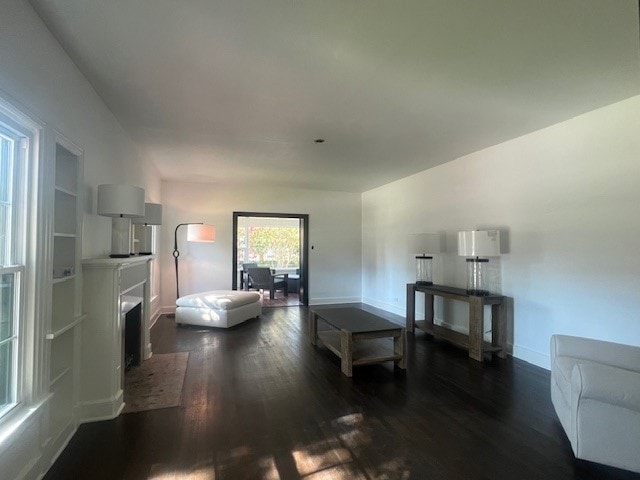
[
  {"x1": 138, "y1": 251, "x2": 153, "y2": 256},
  {"x1": 416, "y1": 280, "x2": 433, "y2": 286},
  {"x1": 109, "y1": 253, "x2": 131, "y2": 258},
  {"x1": 466, "y1": 289, "x2": 490, "y2": 296}
]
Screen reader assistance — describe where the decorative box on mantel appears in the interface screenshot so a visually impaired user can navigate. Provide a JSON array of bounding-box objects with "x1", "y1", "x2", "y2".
[{"x1": 78, "y1": 255, "x2": 153, "y2": 421}]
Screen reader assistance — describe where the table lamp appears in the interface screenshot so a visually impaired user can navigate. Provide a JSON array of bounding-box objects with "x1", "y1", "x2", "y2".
[
  {"x1": 409, "y1": 233, "x2": 442, "y2": 285},
  {"x1": 97, "y1": 184, "x2": 145, "y2": 258},
  {"x1": 457, "y1": 230, "x2": 501, "y2": 295},
  {"x1": 132, "y1": 203, "x2": 162, "y2": 255}
]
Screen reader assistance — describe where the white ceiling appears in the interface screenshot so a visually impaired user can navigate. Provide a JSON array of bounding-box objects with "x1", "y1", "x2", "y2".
[{"x1": 30, "y1": 0, "x2": 640, "y2": 192}]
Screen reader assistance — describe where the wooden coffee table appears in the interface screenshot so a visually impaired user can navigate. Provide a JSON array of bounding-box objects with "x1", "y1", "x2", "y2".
[{"x1": 309, "y1": 307, "x2": 407, "y2": 377}]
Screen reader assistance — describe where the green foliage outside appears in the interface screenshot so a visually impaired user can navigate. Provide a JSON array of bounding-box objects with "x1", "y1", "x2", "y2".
[{"x1": 238, "y1": 226, "x2": 300, "y2": 269}]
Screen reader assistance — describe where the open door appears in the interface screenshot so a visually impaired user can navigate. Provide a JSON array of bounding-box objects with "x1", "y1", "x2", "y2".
[{"x1": 232, "y1": 212, "x2": 309, "y2": 306}]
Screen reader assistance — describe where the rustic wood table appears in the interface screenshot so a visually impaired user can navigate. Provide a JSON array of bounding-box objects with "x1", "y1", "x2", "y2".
[
  {"x1": 309, "y1": 307, "x2": 407, "y2": 377},
  {"x1": 406, "y1": 283, "x2": 506, "y2": 362}
]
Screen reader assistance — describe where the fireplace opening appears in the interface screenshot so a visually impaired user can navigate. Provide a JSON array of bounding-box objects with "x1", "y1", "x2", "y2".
[{"x1": 122, "y1": 297, "x2": 142, "y2": 372}]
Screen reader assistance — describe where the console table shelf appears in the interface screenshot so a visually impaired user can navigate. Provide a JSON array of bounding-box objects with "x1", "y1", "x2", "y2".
[{"x1": 406, "y1": 283, "x2": 506, "y2": 362}]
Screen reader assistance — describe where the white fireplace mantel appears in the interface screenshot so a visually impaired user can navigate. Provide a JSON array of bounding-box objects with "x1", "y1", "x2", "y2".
[{"x1": 78, "y1": 255, "x2": 154, "y2": 421}]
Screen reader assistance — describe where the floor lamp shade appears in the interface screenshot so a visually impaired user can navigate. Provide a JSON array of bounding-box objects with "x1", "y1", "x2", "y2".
[
  {"x1": 97, "y1": 184, "x2": 145, "y2": 258},
  {"x1": 458, "y1": 230, "x2": 501, "y2": 295},
  {"x1": 132, "y1": 203, "x2": 163, "y2": 255},
  {"x1": 409, "y1": 233, "x2": 442, "y2": 285},
  {"x1": 187, "y1": 224, "x2": 216, "y2": 242}
]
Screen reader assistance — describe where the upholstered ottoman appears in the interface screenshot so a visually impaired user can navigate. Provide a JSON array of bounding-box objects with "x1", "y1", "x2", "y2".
[{"x1": 176, "y1": 290, "x2": 261, "y2": 328}]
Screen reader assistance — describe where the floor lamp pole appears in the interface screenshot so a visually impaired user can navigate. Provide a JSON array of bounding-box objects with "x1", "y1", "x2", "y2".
[{"x1": 173, "y1": 222, "x2": 203, "y2": 300}]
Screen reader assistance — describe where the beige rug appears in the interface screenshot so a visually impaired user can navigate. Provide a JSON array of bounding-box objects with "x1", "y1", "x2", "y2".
[{"x1": 122, "y1": 352, "x2": 189, "y2": 413}]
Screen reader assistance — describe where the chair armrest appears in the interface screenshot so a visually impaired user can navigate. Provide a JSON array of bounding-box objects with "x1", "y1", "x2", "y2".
[
  {"x1": 552, "y1": 335, "x2": 640, "y2": 373},
  {"x1": 571, "y1": 363, "x2": 640, "y2": 412}
]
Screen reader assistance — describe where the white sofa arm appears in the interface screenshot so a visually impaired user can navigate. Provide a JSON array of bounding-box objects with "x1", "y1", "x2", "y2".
[
  {"x1": 552, "y1": 334, "x2": 640, "y2": 374},
  {"x1": 571, "y1": 363, "x2": 640, "y2": 412}
]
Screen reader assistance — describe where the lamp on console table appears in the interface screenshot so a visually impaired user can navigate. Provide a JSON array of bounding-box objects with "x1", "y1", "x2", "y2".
[
  {"x1": 457, "y1": 230, "x2": 501, "y2": 296},
  {"x1": 172, "y1": 223, "x2": 216, "y2": 300},
  {"x1": 97, "y1": 184, "x2": 145, "y2": 258},
  {"x1": 409, "y1": 233, "x2": 442, "y2": 285}
]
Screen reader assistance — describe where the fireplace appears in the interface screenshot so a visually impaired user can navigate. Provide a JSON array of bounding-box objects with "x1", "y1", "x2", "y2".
[{"x1": 121, "y1": 295, "x2": 143, "y2": 372}]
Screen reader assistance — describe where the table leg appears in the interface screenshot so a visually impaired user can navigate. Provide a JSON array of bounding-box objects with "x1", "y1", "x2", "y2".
[
  {"x1": 425, "y1": 293, "x2": 435, "y2": 331},
  {"x1": 309, "y1": 311, "x2": 318, "y2": 346},
  {"x1": 468, "y1": 296, "x2": 484, "y2": 361},
  {"x1": 492, "y1": 302, "x2": 507, "y2": 358},
  {"x1": 340, "y1": 330, "x2": 353, "y2": 377},
  {"x1": 406, "y1": 284, "x2": 415, "y2": 334},
  {"x1": 394, "y1": 329, "x2": 407, "y2": 370}
]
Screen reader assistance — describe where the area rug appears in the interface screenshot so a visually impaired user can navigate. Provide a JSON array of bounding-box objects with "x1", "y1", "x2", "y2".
[{"x1": 122, "y1": 352, "x2": 189, "y2": 413}]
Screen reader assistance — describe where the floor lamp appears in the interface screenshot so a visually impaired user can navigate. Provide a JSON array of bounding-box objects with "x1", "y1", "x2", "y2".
[{"x1": 173, "y1": 223, "x2": 216, "y2": 299}]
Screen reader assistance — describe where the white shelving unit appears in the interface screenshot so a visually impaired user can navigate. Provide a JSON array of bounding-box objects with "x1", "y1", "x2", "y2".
[{"x1": 46, "y1": 137, "x2": 84, "y2": 458}]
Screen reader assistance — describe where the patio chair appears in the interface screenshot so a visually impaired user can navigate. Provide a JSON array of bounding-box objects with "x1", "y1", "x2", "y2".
[
  {"x1": 247, "y1": 267, "x2": 288, "y2": 299},
  {"x1": 241, "y1": 263, "x2": 258, "y2": 290}
]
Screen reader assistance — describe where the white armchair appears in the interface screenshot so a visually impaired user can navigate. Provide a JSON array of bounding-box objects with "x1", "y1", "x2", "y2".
[{"x1": 550, "y1": 334, "x2": 640, "y2": 473}]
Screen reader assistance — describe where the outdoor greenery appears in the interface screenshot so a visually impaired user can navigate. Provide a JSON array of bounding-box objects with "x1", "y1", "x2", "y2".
[{"x1": 238, "y1": 226, "x2": 300, "y2": 269}]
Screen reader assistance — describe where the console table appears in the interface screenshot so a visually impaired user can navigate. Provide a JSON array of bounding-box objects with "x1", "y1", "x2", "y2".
[{"x1": 406, "y1": 283, "x2": 506, "y2": 362}]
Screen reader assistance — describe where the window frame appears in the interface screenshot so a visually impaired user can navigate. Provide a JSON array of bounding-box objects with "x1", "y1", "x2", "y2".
[{"x1": 0, "y1": 96, "x2": 42, "y2": 426}]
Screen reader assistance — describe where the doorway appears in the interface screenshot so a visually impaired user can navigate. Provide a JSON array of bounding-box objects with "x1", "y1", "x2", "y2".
[{"x1": 232, "y1": 212, "x2": 309, "y2": 306}]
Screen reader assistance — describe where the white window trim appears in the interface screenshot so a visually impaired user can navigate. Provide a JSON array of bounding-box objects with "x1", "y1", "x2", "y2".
[{"x1": 0, "y1": 93, "x2": 45, "y2": 438}]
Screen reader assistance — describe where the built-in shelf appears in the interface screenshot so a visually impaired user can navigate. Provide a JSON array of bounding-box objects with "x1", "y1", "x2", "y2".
[
  {"x1": 47, "y1": 136, "x2": 83, "y2": 461},
  {"x1": 52, "y1": 275, "x2": 75, "y2": 284},
  {"x1": 54, "y1": 185, "x2": 77, "y2": 197},
  {"x1": 49, "y1": 367, "x2": 72, "y2": 387},
  {"x1": 46, "y1": 313, "x2": 86, "y2": 340}
]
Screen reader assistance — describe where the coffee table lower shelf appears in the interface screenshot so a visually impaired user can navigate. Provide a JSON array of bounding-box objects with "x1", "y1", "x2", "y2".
[{"x1": 317, "y1": 331, "x2": 403, "y2": 367}]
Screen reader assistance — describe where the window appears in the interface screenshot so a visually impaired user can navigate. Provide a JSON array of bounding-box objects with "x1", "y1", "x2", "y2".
[{"x1": 0, "y1": 105, "x2": 33, "y2": 420}]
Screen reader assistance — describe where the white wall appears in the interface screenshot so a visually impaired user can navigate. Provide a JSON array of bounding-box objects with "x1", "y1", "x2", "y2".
[
  {"x1": 160, "y1": 181, "x2": 362, "y2": 309},
  {"x1": 0, "y1": 1, "x2": 160, "y2": 479},
  {"x1": 362, "y1": 95, "x2": 640, "y2": 369}
]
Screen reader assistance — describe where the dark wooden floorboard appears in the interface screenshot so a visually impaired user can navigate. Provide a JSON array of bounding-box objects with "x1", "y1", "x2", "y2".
[{"x1": 45, "y1": 305, "x2": 640, "y2": 480}]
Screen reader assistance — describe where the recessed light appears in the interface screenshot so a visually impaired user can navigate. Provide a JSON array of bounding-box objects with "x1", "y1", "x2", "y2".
[{"x1": 314, "y1": 138, "x2": 325, "y2": 143}]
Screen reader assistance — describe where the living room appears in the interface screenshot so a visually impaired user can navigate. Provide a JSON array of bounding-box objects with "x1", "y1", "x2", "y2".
[{"x1": 0, "y1": 0, "x2": 639, "y2": 479}]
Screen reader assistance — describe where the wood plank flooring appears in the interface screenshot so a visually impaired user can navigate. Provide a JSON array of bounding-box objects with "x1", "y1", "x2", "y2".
[{"x1": 44, "y1": 305, "x2": 640, "y2": 480}]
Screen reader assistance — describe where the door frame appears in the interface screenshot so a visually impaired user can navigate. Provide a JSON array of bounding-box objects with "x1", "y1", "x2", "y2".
[{"x1": 232, "y1": 211, "x2": 309, "y2": 306}]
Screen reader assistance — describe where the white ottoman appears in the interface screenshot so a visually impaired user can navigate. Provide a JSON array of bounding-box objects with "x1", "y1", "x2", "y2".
[{"x1": 176, "y1": 290, "x2": 262, "y2": 328}]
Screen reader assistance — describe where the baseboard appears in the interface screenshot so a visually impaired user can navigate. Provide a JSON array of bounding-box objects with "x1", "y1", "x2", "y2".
[
  {"x1": 512, "y1": 344, "x2": 550, "y2": 370},
  {"x1": 309, "y1": 296, "x2": 361, "y2": 305},
  {"x1": 159, "y1": 305, "x2": 176, "y2": 316},
  {"x1": 149, "y1": 308, "x2": 162, "y2": 328},
  {"x1": 361, "y1": 296, "x2": 405, "y2": 317},
  {"x1": 77, "y1": 390, "x2": 124, "y2": 423},
  {"x1": 43, "y1": 422, "x2": 76, "y2": 477}
]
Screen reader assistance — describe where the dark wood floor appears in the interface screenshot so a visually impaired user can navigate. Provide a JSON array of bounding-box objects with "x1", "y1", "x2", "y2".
[
  {"x1": 261, "y1": 292, "x2": 301, "y2": 308},
  {"x1": 45, "y1": 305, "x2": 640, "y2": 480}
]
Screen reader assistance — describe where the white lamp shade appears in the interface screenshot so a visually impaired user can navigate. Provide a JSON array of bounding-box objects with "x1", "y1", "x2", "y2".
[
  {"x1": 409, "y1": 233, "x2": 442, "y2": 254},
  {"x1": 187, "y1": 224, "x2": 215, "y2": 242},
  {"x1": 97, "y1": 184, "x2": 145, "y2": 218},
  {"x1": 132, "y1": 203, "x2": 163, "y2": 225},
  {"x1": 458, "y1": 230, "x2": 501, "y2": 257}
]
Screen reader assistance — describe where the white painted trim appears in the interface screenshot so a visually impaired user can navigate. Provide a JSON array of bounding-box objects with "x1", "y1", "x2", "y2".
[
  {"x1": 159, "y1": 305, "x2": 176, "y2": 315},
  {"x1": 0, "y1": 395, "x2": 50, "y2": 455},
  {"x1": 76, "y1": 390, "x2": 124, "y2": 423},
  {"x1": 309, "y1": 296, "x2": 362, "y2": 305},
  {"x1": 361, "y1": 296, "x2": 404, "y2": 316},
  {"x1": 513, "y1": 344, "x2": 550, "y2": 370},
  {"x1": 43, "y1": 422, "x2": 76, "y2": 477}
]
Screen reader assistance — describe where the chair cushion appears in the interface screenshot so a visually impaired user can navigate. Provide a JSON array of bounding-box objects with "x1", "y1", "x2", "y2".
[{"x1": 177, "y1": 290, "x2": 261, "y2": 311}]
